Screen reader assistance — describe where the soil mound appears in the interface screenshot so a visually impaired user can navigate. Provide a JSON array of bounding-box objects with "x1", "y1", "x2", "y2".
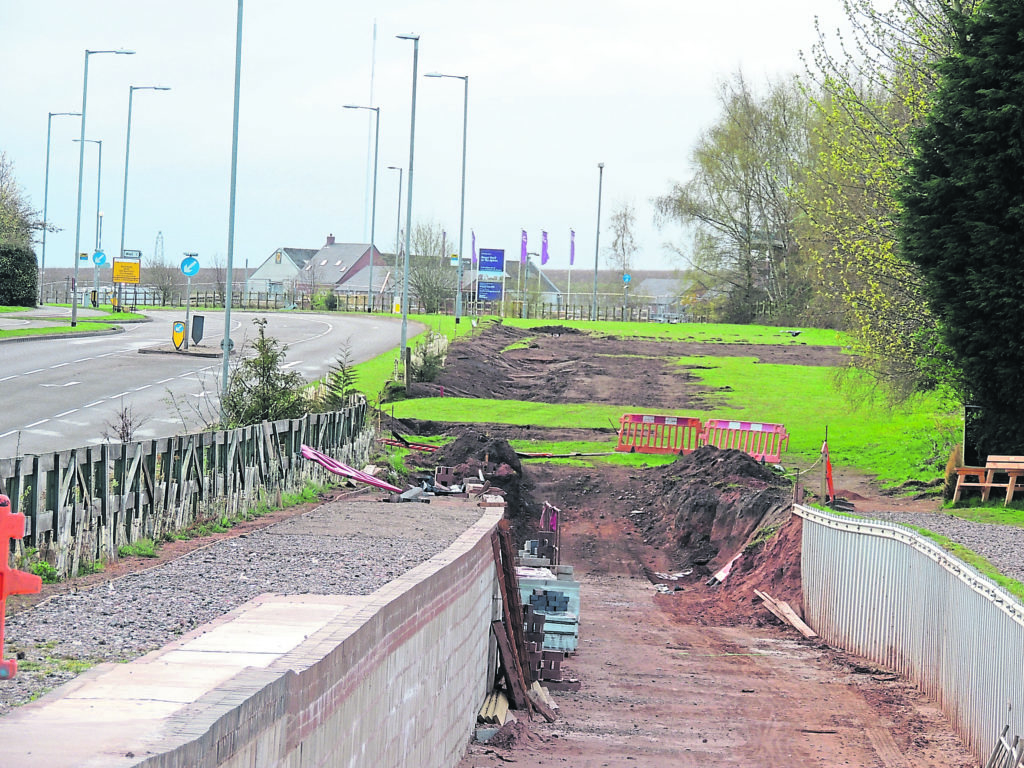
[{"x1": 633, "y1": 446, "x2": 792, "y2": 575}]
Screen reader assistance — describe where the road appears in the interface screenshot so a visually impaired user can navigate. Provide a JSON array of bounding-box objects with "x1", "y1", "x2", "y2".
[{"x1": 0, "y1": 310, "x2": 410, "y2": 458}]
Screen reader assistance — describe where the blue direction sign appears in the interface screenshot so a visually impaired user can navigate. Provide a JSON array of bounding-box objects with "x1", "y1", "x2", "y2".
[
  {"x1": 477, "y1": 281, "x2": 503, "y2": 301},
  {"x1": 478, "y1": 248, "x2": 505, "y2": 273},
  {"x1": 623, "y1": 273, "x2": 631, "y2": 284},
  {"x1": 92, "y1": 250, "x2": 106, "y2": 266},
  {"x1": 180, "y1": 255, "x2": 200, "y2": 277}
]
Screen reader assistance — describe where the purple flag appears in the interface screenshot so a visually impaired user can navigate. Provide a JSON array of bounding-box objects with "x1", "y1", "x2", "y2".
[
  {"x1": 521, "y1": 230, "x2": 527, "y2": 264},
  {"x1": 541, "y1": 231, "x2": 549, "y2": 265},
  {"x1": 570, "y1": 229, "x2": 575, "y2": 266},
  {"x1": 471, "y1": 230, "x2": 477, "y2": 266}
]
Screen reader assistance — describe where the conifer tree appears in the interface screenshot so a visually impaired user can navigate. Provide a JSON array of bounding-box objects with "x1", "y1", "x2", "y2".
[{"x1": 900, "y1": 0, "x2": 1024, "y2": 452}]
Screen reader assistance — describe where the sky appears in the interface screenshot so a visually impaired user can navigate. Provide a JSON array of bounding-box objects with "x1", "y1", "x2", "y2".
[{"x1": 1, "y1": 1, "x2": 852, "y2": 277}]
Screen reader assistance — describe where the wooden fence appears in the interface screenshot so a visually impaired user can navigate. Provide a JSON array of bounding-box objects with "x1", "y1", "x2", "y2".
[{"x1": 1, "y1": 400, "x2": 370, "y2": 580}]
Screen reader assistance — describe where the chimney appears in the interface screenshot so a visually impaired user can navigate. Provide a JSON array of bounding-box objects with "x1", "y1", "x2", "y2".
[{"x1": 326, "y1": 233, "x2": 335, "y2": 246}]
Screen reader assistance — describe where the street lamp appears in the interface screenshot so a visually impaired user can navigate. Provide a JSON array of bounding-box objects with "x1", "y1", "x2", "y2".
[
  {"x1": 40, "y1": 111, "x2": 80, "y2": 305},
  {"x1": 72, "y1": 48, "x2": 135, "y2": 328},
  {"x1": 387, "y1": 165, "x2": 403, "y2": 310},
  {"x1": 118, "y1": 84, "x2": 171, "y2": 308},
  {"x1": 343, "y1": 104, "x2": 380, "y2": 312},
  {"x1": 221, "y1": 0, "x2": 245, "y2": 424},
  {"x1": 396, "y1": 33, "x2": 419, "y2": 364},
  {"x1": 424, "y1": 72, "x2": 469, "y2": 326},
  {"x1": 74, "y1": 138, "x2": 102, "y2": 309},
  {"x1": 591, "y1": 162, "x2": 605, "y2": 322}
]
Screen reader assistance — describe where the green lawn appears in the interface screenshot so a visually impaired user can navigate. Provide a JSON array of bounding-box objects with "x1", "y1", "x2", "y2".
[{"x1": 360, "y1": 318, "x2": 957, "y2": 487}]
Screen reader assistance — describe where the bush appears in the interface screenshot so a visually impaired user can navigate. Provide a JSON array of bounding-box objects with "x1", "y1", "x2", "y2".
[
  {"x1": 0, "y1": 242, "x2": 38, "y2": 306},
  {"x1": 221, "y1": 318, "x2": 309, "y2": 426}
]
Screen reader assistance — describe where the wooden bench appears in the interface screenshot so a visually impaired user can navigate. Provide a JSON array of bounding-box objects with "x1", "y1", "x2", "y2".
[{"x1": 953, "y1": 455, "x2": 1024, "y2": 504}]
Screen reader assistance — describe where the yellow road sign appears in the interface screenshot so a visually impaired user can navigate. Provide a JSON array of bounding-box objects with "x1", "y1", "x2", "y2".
[{"x1": 112, "y1": 258, "x2": 141, "y2": 284}]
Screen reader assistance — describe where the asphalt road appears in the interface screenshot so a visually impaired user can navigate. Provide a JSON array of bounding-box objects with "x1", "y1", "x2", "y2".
[{"x1": 0, "y1": 309, "x2": 411, "y2": 458}]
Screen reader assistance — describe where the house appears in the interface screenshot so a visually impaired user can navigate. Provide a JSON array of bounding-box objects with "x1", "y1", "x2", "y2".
[{"x1": 248, "y1": 235, "x2": 387, "y2": 298}]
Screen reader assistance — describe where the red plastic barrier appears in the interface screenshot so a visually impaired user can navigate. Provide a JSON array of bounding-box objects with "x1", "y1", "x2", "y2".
[
  {"x1": 0, "y1": 494, "x2": 42, "y2": 679},
  {"x1": 700, "y1": 419, "x2": 789, "y2": 464},
  {"x1": 615, "y1": 414, "x2": 703, "y2": 455}
]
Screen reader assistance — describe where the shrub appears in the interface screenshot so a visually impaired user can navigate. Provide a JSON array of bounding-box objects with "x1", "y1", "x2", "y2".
[{"x1": 0, "y1": 242, "x2": 38, "y2": 306}]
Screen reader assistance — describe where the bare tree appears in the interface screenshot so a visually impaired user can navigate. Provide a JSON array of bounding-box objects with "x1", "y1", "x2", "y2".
[
  {"x1": 605, "y1": 202, "x2": 638, "y2": 277},
  {"x1": 407, "y1": 221, "x2": 456, "y2": 313},
  {"x1": 145, "y1": 251, "x2": 186, "y2": 304}
]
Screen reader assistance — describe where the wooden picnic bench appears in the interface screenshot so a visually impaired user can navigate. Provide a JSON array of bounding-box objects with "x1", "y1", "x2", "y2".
[{"x1": 953, "y1": 455, "x2": 1024, "y2": 504}]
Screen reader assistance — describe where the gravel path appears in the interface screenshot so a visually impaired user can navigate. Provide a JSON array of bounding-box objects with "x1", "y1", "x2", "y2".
[
  {"x1": 857, "y1": 510, "x2": 1024, "y2": 584},
  {"x1": 0, "y1": 497, "x2": 485, "y2": 716}
]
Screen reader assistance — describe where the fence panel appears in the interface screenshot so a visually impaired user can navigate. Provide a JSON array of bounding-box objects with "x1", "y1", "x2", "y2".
[
  {"x1": 796, "y1": 504, "x2": 1024, "y2": 761},
  {"x1": 2, "y1": 401, "x2": 370, "y2": 580}
]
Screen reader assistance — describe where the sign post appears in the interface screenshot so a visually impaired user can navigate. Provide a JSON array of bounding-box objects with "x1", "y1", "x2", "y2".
[
  {"x1": 623, "y1": 273, "x2": 631, "y2": 315},
  {"x1": 478, "y1": 248, "x2": 505, "y2": 317},
  {"x1": 180, "y1": 254, "x2": 200, "y2": 350}
]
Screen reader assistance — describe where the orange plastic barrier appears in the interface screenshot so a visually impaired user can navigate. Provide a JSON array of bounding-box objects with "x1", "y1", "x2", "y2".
[
  {"x1": 615, "y1": 414, "x2": 703, "y2": 455},
  {"x1": 0, "y1": 494, "x2": 42, "y2": 679},
  {"x1": 700, "y1": 419, "x2": 789, "y2": 464}
]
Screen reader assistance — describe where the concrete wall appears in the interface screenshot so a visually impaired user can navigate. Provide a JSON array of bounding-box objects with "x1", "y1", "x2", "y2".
[{"x1": 137, "y1": 508, "x2": 503, "y2": 768}]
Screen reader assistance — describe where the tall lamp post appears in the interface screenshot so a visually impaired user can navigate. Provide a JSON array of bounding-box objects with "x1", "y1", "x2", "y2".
[
  {"x1": 118, "y1": 84, "x2": 171, "y2": 309},
  {"x1": 221, "y1": 0, "x2": 245, "y2": 423},
  {"x1": 591, "y1": 162, "x2": 605, "y2": 322},
  {"x1": 72, "y1": 48, "x2": 135, "y2": 328},
  {"x1": 343, "y1": 104, "x2": 380, "y2": 312},
  {"x1": 396, "y1": 33, "x2": 420, "y2": 364},
  {"x1": 387, "y1": 165, "x2": 403, "y2": 310},
  {"x1": 424, "y1": 72, "x2": 469, "y2": 325},
  {"x1": 40, "y1": 111, "x2": 81, "y2": 305},
  {"x1": 73, "y1": 139, "x2": 102, "y2": 305}
]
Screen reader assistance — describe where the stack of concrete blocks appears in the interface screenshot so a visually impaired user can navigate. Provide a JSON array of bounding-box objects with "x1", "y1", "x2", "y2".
[{"x1": 516, "y1": 567, "x2": 580, "y2": 655}]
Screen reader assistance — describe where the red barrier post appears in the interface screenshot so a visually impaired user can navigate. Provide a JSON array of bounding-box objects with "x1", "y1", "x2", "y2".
[{"x1": 0, "y1": 494, "x2": 42, "y2": 679}]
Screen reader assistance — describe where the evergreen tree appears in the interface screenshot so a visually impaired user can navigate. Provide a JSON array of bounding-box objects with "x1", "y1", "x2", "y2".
[
  {"x1": 221, "y1": 318, "x2": 308, "y2": 426},
  {"x1": 900, "y1": 0, "x2": 1024, "y2": 452}
]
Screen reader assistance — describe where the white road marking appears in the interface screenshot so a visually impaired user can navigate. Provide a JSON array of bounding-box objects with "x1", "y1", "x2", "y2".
[
  {"x1": 73, "y1": 357, "x2": 94, "y2": 363},
  {"x1": 84, "y1": 401, "x2": 104, "y2": 408},
  {"x1": 25, "y1": 369, "x2": 43, "y2": 375},
  {"x1": 133, "y1": 385, "x2": 152, "y2": 391},
  {"x1": 55, "y1": 409, "x2": 78, "y2": 417},
  {"x1": 0, "y1": 376, "x2": 16, "y2": 382},
  {"x1": 156, "y1": 377, "x2": 175, "y2": 384},
  {"x1": 25, "y1": 419, "x2": 49, "y2": 428},
  {"x1": 50, "y1": 362, "x2": 69, "y2": 369},
  {"x1": 0, "y1": 430, "x2": 16, "y2": 438},
  {"x1": 41, "y1": 382, "x2": 80, "y2": 388},
  {"x1": 282, "y1": 361, "x2": 303, "y2": 369},
  {"x1": 110, "y1": 392, "x2": 131, "y2": 399}
]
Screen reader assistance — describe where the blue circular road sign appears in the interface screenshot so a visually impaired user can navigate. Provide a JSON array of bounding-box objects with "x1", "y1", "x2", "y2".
[
  {"x1": 92, "y1": 250, "x2": 106, "y2": 266},
  {"x1": 623, "y1": 273, "x2": 631, "y2": 284},
  {"x1": 180, "y1": 256, "x2": 200, "y2": 277}
]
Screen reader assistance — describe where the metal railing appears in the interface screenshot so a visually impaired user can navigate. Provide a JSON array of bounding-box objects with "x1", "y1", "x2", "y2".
[
  {"x1": 2, "y1": 400, "x2": 370, "y2": 580},
  {"x1": 796, "y1": 504, "x2": 1024, "y2": 761}
]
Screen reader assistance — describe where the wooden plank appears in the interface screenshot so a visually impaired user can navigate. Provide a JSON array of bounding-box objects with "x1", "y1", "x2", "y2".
[
  {"x1": 490, "y1": 533, "x2": 532, "y2": 712},
  {"x1": 491, "y1": 620, "x2": 531, "y2": 714},
  {"x1": 497, "y1": 520, "x2": 534, "y2": 684},
  {"x1": 755, "y1": 589, "x2": 818, "y2": 639}
]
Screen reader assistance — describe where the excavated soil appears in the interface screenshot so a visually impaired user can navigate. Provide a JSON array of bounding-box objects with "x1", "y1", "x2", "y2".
[{"x1": 398, "y1": 320, "x2": 975, "y2": 767}]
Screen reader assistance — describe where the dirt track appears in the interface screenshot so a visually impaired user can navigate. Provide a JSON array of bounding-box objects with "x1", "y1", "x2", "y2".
[{"x1": 437, "y1": 323, "x2": 976, "y2": 767}]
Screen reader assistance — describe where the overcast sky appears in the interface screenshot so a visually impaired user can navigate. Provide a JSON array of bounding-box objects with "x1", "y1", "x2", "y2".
[{"x1": 2, "y1": 1, "x2": 850, "y2": 277}]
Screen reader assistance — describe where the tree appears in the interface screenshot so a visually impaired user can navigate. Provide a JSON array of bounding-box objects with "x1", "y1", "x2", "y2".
[
  {"x1": 145, "y1": 251, "x2": 185, "y2": 304},
  {"x1": 0, "y1": 152, "x2": 41, "y2": 247},
  {"x1": 221, "y1": 318, "x2": 309, "y2": 426},
  {"x1": 899, "y1": 0, "x2": 1024, "y2": 453},
  {"x1": 606, "y1": 202, "x2": 638, "y2": 277},
  {"x1": 407, "y1": 221, "x2": 456, "y2": 313},
  {"x1": 0, "y1": 242, "x2": 39, "y2": 306},
  {"x1": 655, "y1": 73, "x2": 813, "y2": 323},
  {"x1": 315, "y1": 343, "x2": 360, "y2": 412},
  {"x1": 798, "y1": 0, "x2": 981, "y2": 397}
]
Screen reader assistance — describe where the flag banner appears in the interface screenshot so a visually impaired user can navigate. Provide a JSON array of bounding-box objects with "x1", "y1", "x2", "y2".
[
  {"x1": 472, "y1": 230, "x2": 477, "y2": 266},
  {"x1": 521, "y1": 230, "x2": 528, "y2": 263},
  {"x1": 570, "y1": 229, "x2": 575, "y2": 266},
  {"x1": 541, "y1": 231, "x2": 549, "y2": 265}
]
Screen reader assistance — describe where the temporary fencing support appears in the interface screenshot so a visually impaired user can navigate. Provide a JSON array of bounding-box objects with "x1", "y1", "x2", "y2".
[
  {"x1": 0, "y1": 398, "x2": 371, "y2": 580},
  {"x1": 700, "y1": 419, "x2": 789, "y2": 463},
  {"x1": 796, "y1": 504, "x2": 1024, "y2": 763},
  {"x1": 615, "y1": 414, "x2": 703, "y2": 455}
]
